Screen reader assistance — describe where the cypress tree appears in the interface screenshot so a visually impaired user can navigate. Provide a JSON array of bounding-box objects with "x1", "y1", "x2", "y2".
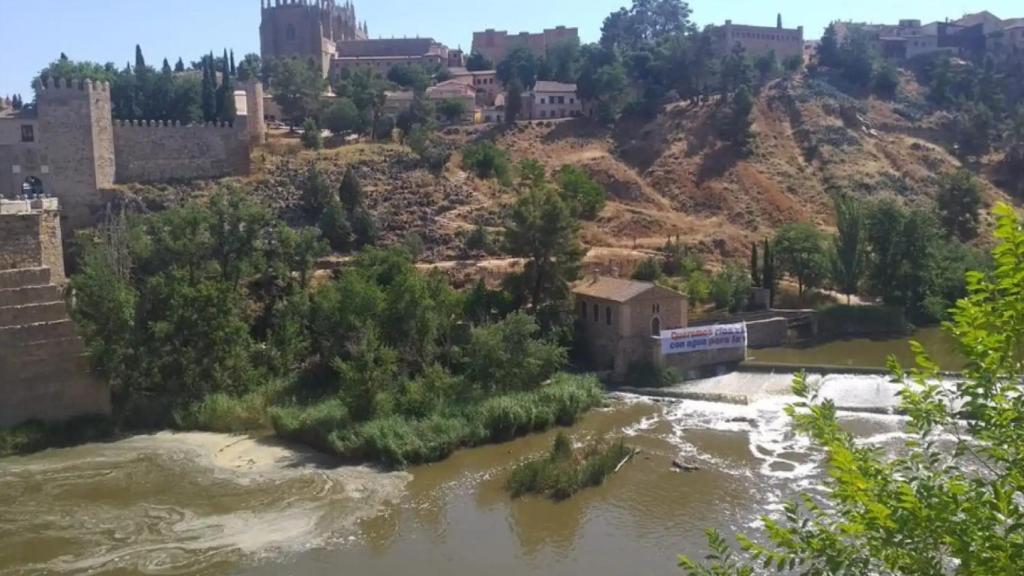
[
  {"x1": 174, "y1": 57, "x2": 185, "y2": 73},
  {"x1": 751, "y1": 243, "x2": 760, "y2": 287},
  {"x1": 60, "y1": 52, "x2": 69, "y2": 61},
  {"x1": 201, "y1": 57, "x2": 216, "y2": 122},
  {"x1": 134, "y1": 44, "x2": 146, "y2": 71},
  {"x1": 162, "y1": 58, "x2": 172, "y2": 75},
  {"x1": 762, "y1": 239, "x2": 775, "y2": 307},
  {"x1": 230, "y1": 50, "x2": 236, "y2": 77}
]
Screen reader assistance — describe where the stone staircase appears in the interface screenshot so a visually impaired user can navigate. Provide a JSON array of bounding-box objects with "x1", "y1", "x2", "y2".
[{"x1": 0, "y1": 266, "x2": 111, "y2": 428}]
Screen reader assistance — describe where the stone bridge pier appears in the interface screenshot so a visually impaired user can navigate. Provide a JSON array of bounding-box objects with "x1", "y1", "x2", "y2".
[{"x1": 0, "y1": 199, "x2": 110, "y2": 428}]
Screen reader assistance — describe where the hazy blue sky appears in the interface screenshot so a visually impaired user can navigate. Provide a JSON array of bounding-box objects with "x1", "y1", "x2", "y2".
[{"x1": 0, "y1": 0, "x2": 1018, "y2": 96}]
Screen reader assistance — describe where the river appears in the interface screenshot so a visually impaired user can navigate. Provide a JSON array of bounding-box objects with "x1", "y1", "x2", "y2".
[
  {"x1": 0, "y1": 371, "x2": 916, "y2": 576},
  {"x1": 750, "y1": 326, "x2": 964, "y2": 371}
]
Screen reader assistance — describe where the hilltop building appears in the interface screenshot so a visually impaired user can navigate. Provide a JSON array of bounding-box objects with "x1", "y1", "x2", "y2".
[
  {"x1": 331, "y1": 38, "x2": 451, "y2": 75},
  {"x1": 261, "y1": 0, "x2": 457, "y2": 78},
  {"x1": 0, "y1": 79, "x2": 264, "y2": 229},
  {"x1": 830, "y1": 11, "x2": 1023, "y2": 61},
  {"x1": 525, "y1": 81, "x2": 582, "y2": 119},
  {"x1": 260, "y1": 0, "x2": 367, "y2": 77},
  {"x1": 471, "y1": 26, "x2": 579, "y2": 64},
  {"x1": 710, "y1": 16, "x2": 805, "y2": 60}
]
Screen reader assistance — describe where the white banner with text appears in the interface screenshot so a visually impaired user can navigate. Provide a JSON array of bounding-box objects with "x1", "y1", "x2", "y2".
[{"x1": 660, "y1": 323, "x2": 747, "y2": 355}]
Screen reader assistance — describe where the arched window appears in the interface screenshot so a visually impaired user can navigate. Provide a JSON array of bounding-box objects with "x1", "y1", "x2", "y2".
[
  {"x1": 605, "y1": 306, "x2": 612, "y2": 325},
  {"x1": 651, "y1": 316, "x2": 661, "y2": 336},
  {"x1": 286, "y1": 24, "x2": 297, "y2": 41},
  {"x1": 580, "y1": 300, "x2": 587, "y2": 319},
  {"x1": 592, "y1": 303, "x2": 599, "y2": 322}
]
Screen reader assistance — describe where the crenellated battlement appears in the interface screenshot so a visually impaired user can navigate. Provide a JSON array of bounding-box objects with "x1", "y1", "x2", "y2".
[
  {"x1": 33, "y1": 77, "x2": 111, "y2": 93},
  {"x1": 114, "y1": 119, "x2": 238, "y2": 129}
]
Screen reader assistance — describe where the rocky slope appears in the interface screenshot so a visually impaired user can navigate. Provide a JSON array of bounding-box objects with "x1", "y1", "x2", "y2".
[{"x1": 108, "y1": 73, "x2": 1018, "y2": 272}]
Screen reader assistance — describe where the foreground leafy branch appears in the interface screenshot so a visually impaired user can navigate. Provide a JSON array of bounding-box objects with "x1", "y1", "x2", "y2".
[{"x1": 680, "y1": 203, "x2": 1024, "y2": 575}]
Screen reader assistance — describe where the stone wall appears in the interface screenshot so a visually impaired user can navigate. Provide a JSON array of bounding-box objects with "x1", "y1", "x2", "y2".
[
  {"x1": 746, "y1": 317, "x2": 789, "y2": 348},
  {"x1": 113, "y1": 121, "x2": 251, "y2": 183}
]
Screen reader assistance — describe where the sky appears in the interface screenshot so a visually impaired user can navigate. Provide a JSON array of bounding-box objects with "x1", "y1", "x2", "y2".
[{"x1": 0, "y1": 0, "x2": 1019, "y2": 96}]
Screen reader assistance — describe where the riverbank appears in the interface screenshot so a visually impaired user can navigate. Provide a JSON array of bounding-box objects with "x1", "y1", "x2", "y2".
[{"x1": 1, "y1": 373, "x2": 607, "y2": 469}]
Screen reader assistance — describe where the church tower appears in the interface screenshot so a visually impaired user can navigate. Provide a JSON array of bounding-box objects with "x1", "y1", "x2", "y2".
[{"x1": 260, "y1": 0, "x2": 365, "y2": 77}]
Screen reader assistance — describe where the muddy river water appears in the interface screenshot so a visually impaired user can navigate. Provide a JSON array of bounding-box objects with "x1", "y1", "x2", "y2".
[{"x1": 0, "y1": 369, "x2": 918, "y2": 576}]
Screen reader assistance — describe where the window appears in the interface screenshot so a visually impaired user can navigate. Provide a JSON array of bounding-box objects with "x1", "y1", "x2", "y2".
[
  {"x1": 570, "y1": 98, "x2": 575, "y2": 104},
  {"x1": 20, "y1": 125, "x2": 34, "y2": 143},
  {"x1": 540, "y1": 98, "x2": 546, "y2": 104},
  {"x1": 580, "y1": 301, "x2": 588, "y2": 319},
  {"x1": 286, "y1": 24, "x2": 297, "y2": 41},
  {"x1": 651, "y1": 317, "x2": 661, "y2": 336},
  {"x1": 592, "y1": 304, "x2": 599, "y2": 322},
  {"x1": 605, "y1": 307, "x2": 612, "y2": 325},
  {"x1": 540, "y1": 110, "x2": 547, "y2": 118}
]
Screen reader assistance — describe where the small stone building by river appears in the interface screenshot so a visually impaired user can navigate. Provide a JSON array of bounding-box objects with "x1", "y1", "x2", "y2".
[{"x1": 573, "y1": 277, "x2": 688, "y2": 374}]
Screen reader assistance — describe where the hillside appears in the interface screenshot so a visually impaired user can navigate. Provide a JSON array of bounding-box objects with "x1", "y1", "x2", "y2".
[{"x1": 108, "y1": 73, "x2": 1018, "y2": 275}]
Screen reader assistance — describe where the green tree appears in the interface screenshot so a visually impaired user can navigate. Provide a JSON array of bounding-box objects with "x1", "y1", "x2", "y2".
[
  {"x1": 496, "y1": 47, "x2": 540, "y2": 88},
  {"x1": 134, "y1": 44, "x2": 146, "y2": 72},
  {"x1": 462, "y1": 142, "x2": 511, "y2": 181},
  {"x1": 299, "y1": 119, "x2": 320, "y2": 150},
  {"x1": 754, "y1": 50, "x2": 779, "y2": 85},
  {"x1": 300, "y1": 164, "x2": 333, "y2": 217},
  {"x1": 954, "y1": 101, "x2": 994, "y2": 157},
  {"x1": 783, "y1": 54, "x2": 803, "y2": 74},
  {"x1": 217, "y1": 51, "x2": 236, "y2": 122},
  {"x1": 818, "y1": 23, "x2": 840, "y2": 67},
  {"x1": 773, "y1": 223, "x2": 828, "y2": 299},
  {"x1": 555, "y1": 166, "x2": 606, "y2": 220},
  {"x1": 710, "y1": 262, "x2": 751, "y2": 313},
  {"x1": 322, "y1": 97, "x2": 363, "y2": 134},
  {"x1": 387, "y1": 63, "x2": 430, "y2": 93},
  {"x1": 437, "y1": 98, "x2": 467, "y2": 123},
  {"x1": 505, "y1": 77, "x2": 524, "y2": 125},
  {"x1": 762, "y1": 238, "x2": 776, "y2": 306},
  {"x1": 269, "y1": 57, "x2": 325, "y2": 123},
  {"x1": 237, "y1": 53, "x2": 262, "y2": 82},
  {"x1": 830, "y1": 194, "x2": 866, "y2": 303},
  {"x1": 503, "y1": 185, "x2": 585, "y2": 331},
  {"x1": 873, "y1": 61, "x2": 899, "y2": 99},
  {"x1": 465, "y1": 52, "x2": 493, "y2": 71},
  {"x1": 750, "y1": 243, "x2": 760, "y2": 287},
  {"x1": 338, "y1": 168, "x2": 376, "y2": 248},
  {"x1": 681, "y1": 202, "x2": 1024, "y2": 576},
  {"x1": 865, "y1": 201, "x2": 940, "y2": 317},
  {"x1": 936, "y1": 169, "x2": 983, "y2": 240},
  {"x1": 721, "y1": 85, "x2": 754, "y2": 149},
  {"x1": 463, "y1": 312, "x2": 567, "y2": 393}
]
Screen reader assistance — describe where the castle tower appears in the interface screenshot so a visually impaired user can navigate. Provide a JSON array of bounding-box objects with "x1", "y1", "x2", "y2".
[{"x1": 33, "y1": 78, "x2": 114, "y2": 229}]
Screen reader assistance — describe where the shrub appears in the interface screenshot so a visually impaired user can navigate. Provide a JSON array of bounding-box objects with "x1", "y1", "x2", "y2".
[
  {"x1": 462, "y1": 141, "x2": 511, "y2": 183},
  {"x1": 506, "y1": 433, "x2": 631, "y2": 500},
  {"x1": 270, "y1": 398, "x2": 352, "y2": 454},
  {"x1": 301, "y1": 118, "x2": 323, "y2": 150},
  {"x1": 176, "y1": 390, "x2": 275, "y2": 433},
  {"x1": 631, "y1": 257, "x2": 663, "y2": 281}
]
